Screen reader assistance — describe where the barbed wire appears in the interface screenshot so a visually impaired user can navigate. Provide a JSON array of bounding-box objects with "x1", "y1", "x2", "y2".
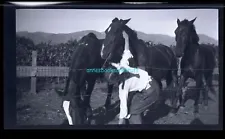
[
  {"x1": 62, "y1": 94, "x2": 219, "y2": 117},
  {"x1": 18, "y1": 66, "x2": 218, "y2": 72},
  {"x1": 53, "y1": 84, "x2": 219, "y2": 99},
  {"x1": 68, "y1": 67, "x2": 219, "y2": 71}
]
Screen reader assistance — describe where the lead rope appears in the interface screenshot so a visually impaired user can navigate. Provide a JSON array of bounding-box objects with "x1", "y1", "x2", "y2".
[{"x1": 101, "y1": 53, "x2": 111, "y2": 69}]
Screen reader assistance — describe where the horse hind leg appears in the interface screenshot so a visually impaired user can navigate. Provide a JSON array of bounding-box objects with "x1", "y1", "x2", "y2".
[
  {"x1": 165, "y1": 71, "x2": 176, "y2": 106},
  {"x1": 177, "y1": 75, "x2": 188, "y2": 110},
  {"x1": 201, "y1": 72, "x2": 216, "y2": 110},
  {"x1": 83, "y1": 79, "x2": 96, "y2": 124},
  {"x1": 168, "y1": 71, "x2": 181, "y2": 116},
  {"x1": 63, "y1": 101, "x2": 73, "y2": 125},
  {"x1": 205, "y1": 72, "x2": 217, "y2": 95},
  {"x1": 67, "y1": 80, "x2": 85, "y2": 125},
  {"x1": 155, "y1": 79, "x2": 165, "y2": 105}
]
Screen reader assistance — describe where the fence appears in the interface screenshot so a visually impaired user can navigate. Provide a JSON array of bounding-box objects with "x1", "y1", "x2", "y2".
[
  {"x1": 17, "y1": 51, "x2": 219, "y2": 94},
  {"x1": 17, "y1": 51, "x2": 69, "y2": 94}
]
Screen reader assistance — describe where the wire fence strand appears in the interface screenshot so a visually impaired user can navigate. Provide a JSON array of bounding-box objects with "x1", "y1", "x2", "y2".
[
  {"x1": 68, "y1": 67, "x2": 219, "y2": 71},
  {"x1": 54, "y1": 84, "x2": 219, "y2": 99}
]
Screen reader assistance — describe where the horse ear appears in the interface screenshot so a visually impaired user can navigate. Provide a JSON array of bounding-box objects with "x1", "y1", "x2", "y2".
[
  {"x1": 112, "y1": 17, "x2": 119, "y2": 22},
  {"x1": 190, "y1": 17, "x2": 197, "y2": 24},
  {"x1": 121, "y1": 18, "x2": 131, "y2": 25},
  {"x1": 177, "y1": 18, "x2": 180, "y2": 25}
]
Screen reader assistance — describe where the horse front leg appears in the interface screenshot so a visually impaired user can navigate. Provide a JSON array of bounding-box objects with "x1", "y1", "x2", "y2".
[
  {"x1": 68, "y1": 81, "x2": 85, "y2": 125},
  {"x1": 168, "y1": 71, "x2": 179, "y2": 116},
  {"x1": 194, "y1": 75, "x2": 203, "y2": 115},
  {"x1": 103, "y1": 83, "x2": 114, "y2": 112},
  {"x1": 202, "y1": 76, "x2": 209, "y2": 110},
  {"x1": 178, "y1": 74, "x2": 188, "y2": 109}
]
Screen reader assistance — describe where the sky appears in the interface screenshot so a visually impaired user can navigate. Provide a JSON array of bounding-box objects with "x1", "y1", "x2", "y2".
[{"x1": 16, "y1": 9, "x2": 218, "y2": 40}]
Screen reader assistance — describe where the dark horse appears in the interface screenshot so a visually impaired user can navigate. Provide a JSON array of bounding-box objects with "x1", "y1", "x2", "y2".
[
  {"x1": 173, "y1": 18, "x2": 216, "y2": 114},
  {"x1": 101, "y1": 17, "x2": 179, "y2": 114},
  {"x1": 55, "y1": 33, "x2": 114, "y2": 125}
]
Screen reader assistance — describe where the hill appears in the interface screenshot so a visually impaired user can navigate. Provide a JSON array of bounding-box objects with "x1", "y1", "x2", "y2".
[{"x1": 16, "y1": 30, "x2": 218, "y2": 46}]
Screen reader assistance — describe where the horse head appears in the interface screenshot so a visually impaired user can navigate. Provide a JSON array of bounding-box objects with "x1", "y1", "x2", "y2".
[
  {"x1": 174, "y1": 17, "x2": 199, "y2": 57},
  {"x1": 101, "y1": 17, "x2": 131, "y2": 63}
]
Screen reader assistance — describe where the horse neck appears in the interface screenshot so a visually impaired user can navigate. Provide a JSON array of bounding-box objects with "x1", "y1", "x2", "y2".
[{"x1": 183, "y1": 35, "x2": 200, "y2": 62}]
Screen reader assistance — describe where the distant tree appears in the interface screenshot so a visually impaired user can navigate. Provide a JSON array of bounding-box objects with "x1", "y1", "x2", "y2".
[
  {"x1": 16, "y1": 35, "x2": 35, "y2": 49},
  {"x1": 66, "y1": 39, "x2": 78, "y2": 48}
]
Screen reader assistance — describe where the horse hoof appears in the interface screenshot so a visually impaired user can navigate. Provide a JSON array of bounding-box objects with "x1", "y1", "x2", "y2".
[
  {"x1": 143, "y1": 109, "x2": 149, "y2": 116},
  {"x1": 167, "y1": 101, "x2": 172, "y2": 107},
  {"x1": 116, "y1": 113, "x2": 120, "y2": 119},
  {"x1": 91, "y1": 120, "x2": 96, "y2": 125},
  {"x1": 102, "y1": 106, "x2": 106, "y2": 112},
  {"x1": 168, "y1": 112, "x2": 175, "y2": 117},
  {"x1": 194, "y1": 113, "x2": 200, "y2": 118},
  {"x1": 180, "y1": 106, "x2": 185, "y2": 110},
  {"x1": 102, "y1": 106, "x2": 108, "y2": 115},
  {"x1": 178, "y1": 106, "x2": 186, "y2": 114},
  {"x1": 85, "y1": 117, "x2": 92, "y2": 125},
  {"x1": 204, "y1": 106, "x2": 208, "y2": 111}
]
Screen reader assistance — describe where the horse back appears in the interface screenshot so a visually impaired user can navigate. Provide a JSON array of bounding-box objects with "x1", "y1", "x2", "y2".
[
  {"x1": 147, "y1": 44, "x2": 176, "y2": 68},
  {"x1": 199, "y1": 44, "x2": 216, "y2": 70},
  {"x1": 69, "y1": 37, "x2": 102, "y2": 84},
  {"x1": 146, "y1": 44, "x2": 177, "y2": 79}
]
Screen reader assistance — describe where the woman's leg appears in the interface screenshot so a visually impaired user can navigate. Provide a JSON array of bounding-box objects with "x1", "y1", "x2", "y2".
[{"x1": 128, "y1": 79, "x2": 160, "y2": 124}]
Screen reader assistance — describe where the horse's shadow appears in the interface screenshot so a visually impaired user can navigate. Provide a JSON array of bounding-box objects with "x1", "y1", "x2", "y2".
[
  {"x1": 60, "y1": 101, "x2": 120, "y2": 125},
  {"x1": 91, "y1": 89, "x2": 176, "y2": 125},
  {"x1": 190, "y1": 118, "x2": 205, "y2": 125},
  {"x1": 143, "y1": 102, "x2": 171, "y2": 124},
  {"x1": 60, "y1": 86, "x2": 215, "y2": 125},
  {"x1": 92, "y1": 100, "x2": 120, "y2": 125},
  {"x1": 184, "y1": 86, "x2": 215, "y2": 103}
]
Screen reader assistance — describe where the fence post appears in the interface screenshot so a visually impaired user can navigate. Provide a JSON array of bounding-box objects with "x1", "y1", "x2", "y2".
[{"x1": 31, "y1": 51, "x2": 37, "y2": 94}]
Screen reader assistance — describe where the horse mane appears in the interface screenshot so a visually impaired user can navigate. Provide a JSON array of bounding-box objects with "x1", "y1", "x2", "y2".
[
  {"x1": 123, "y1": 25, "x2": 147, "y2": 67},
  {"x1": 86, "y1": 32, "x2": 98, "y2": 39},
  {"x1": 123, "y1": 25, "x2": 140, "y2": 64},
  {"x1": 79, "y1": 33, "x2": 97, "y2": 42},
  {"x1": 180, "y1": 19, "x2": 199, "y2": 44},
  {"x1": 124, "y1": 25, "x2": 139, "y2": 40}
]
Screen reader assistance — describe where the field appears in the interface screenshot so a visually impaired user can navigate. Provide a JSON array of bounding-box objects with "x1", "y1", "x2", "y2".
[{"x1": 16, "y1": 78, "x2": 219, "y2": 125}]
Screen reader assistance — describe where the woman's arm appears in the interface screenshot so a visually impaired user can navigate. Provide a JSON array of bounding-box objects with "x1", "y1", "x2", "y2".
[{"x1": 120, "y1": 64, "x2": 139, "y2": 75}]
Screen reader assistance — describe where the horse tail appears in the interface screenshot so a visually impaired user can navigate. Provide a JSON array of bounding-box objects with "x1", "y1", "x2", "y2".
[{"x1": 205, "y1": 72, "x2": 217, "y2": 96}]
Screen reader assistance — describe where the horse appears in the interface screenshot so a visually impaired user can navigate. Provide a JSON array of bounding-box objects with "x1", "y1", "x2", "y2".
[
  {"x1": 55, "y1": 33, "x2": 114, "y2": 125},
  {"x1": 173, "y1": 18, "x2": 216, "y2": 115},
  {"x1": 100, "y1": 17, "x2": 179, "y2": 115}
]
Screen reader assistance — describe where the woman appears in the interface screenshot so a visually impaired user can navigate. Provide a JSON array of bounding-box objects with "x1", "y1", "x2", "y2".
[{"x1": 106, "y1": 49, "x2": 161, "y2": 124}]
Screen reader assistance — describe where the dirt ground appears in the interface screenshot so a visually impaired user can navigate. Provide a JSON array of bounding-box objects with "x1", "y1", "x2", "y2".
[{"x1": 17, "y1": 79, "x2": 219, "y2": 125}]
